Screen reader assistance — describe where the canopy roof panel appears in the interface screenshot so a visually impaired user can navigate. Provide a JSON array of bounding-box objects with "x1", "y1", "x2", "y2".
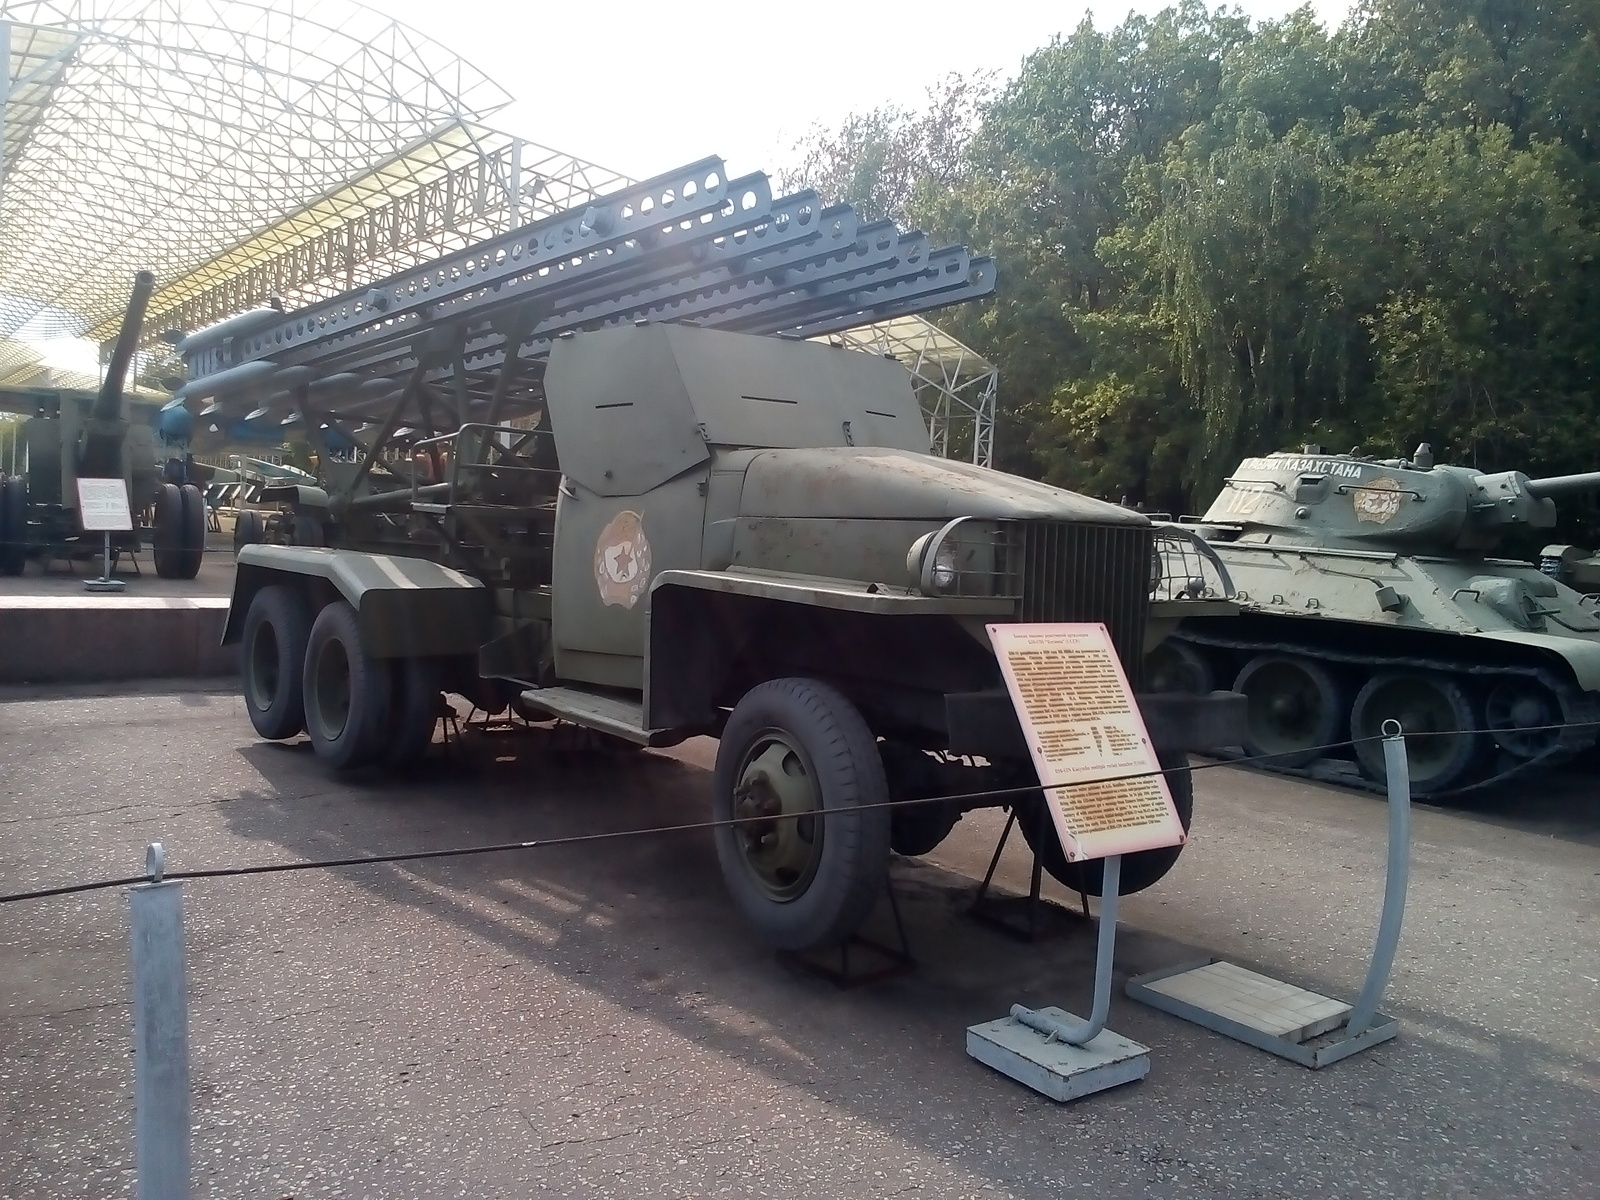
[{"x1": 0, "y1": 0, "x2": 512, "y2": 338}]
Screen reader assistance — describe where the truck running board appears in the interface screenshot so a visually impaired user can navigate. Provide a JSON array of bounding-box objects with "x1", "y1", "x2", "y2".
[{"x1": 517, "y1": 686, "x2": 663, "y2": 746}]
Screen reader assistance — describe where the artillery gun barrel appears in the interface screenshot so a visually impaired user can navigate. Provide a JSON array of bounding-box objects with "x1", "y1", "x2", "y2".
[
  {"x1": 94, "y1": 270, "x2": 155, "y2": 422},
  {"x1": 1524, "y1": 471, "x2": 1600, "y2": 498}
]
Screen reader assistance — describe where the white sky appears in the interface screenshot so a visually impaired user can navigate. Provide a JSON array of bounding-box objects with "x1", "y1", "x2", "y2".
[{"x1": 384, "y1": 0, "x2": 1358, "y2": 181}]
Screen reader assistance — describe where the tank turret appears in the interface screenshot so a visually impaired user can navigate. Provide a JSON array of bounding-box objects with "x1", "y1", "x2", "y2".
[
  {"x1": 1157, "y1": 442, "x2": 1600, "y2": 797},
  {"x1": 1201, "y1": 444, "x2": 1600, "y2": 553}
]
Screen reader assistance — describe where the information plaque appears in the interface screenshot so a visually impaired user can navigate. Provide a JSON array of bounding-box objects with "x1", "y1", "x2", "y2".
[
  {"x1": 76, "y1": 478, "x2": 134, "y2": 532},
  {"x1": 988, "y1": 623, "x2": 1185, "y2": 862}
]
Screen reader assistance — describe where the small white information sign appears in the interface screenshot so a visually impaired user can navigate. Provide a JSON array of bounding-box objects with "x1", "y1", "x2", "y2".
[
  {"x1": 988, "y1": 622, "x2": 1185, "y2": 862},
  {"x1": 76, "y1": 477, "x2": 134, "y2": 532}
]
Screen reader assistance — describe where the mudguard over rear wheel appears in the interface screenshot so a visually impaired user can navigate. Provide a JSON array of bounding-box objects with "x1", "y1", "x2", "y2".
[{"x1": 712, "y1": 678, "x2": 892, "y2": 952}]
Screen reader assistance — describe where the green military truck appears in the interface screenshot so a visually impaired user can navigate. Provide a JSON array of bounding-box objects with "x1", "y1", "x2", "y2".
[{"x1": 225, "y1": 322, "x2": 1240, "y2": 950}]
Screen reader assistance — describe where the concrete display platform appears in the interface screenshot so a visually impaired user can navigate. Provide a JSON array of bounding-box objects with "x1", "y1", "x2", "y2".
[
  {"x1": 0, "y1": 539, "x2": 238, "y2": 684},
  {"x1": 1, "y1": 689, "x2": 1596, "y2": 1198}
]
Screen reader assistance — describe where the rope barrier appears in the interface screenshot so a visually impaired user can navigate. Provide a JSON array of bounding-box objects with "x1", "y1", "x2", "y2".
[{"x1": 1, "y1": 715, "x2": 1592, "y2": 907}]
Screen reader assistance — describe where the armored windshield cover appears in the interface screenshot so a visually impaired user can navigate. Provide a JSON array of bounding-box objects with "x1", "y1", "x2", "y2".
[{"x1": 544, "y1": 324, "x2": 930, "y2": 497}]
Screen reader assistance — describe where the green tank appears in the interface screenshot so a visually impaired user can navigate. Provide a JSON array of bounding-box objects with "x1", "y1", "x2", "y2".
[{"x1": 1150, "y1": 443, "x2": 1600, "y2": 793}]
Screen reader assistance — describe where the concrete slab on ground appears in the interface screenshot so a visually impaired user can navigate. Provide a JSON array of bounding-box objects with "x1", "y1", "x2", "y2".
[{"x1": 1, "y1": 686, "x2": 1597, "y2": 1198}]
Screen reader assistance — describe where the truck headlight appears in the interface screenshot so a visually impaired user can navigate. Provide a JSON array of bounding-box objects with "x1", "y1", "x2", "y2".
[{"x1": 907, "y1": 517, "x2": 1002, "y2": 596}]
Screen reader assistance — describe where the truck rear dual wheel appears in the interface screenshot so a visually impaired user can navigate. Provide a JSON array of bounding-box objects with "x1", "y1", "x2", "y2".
[
  {"x1": 0, "y1": 477, "x2": 27, "y2": 576},
  {"x1": 153, "y1": 483, "x2": 205, "y2": 579},
  {"x1": 1017, "y1": 750, "x2": 1194, "y2": 897},
  {"x1": 713, "y1": 678, "x2": 892, "y2": 952},
  {"x1": 303, "y1": 601, "x2": 394, "y2": 770},
  {"x1": 233, "y1": 508, "x2": 265, "y2": 552}
]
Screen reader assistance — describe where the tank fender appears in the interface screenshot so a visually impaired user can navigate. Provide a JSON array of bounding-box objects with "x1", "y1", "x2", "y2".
[
  {"x1": 1477, "y1": 631, "x2": 1600, "y2": 692},
  {"x1": 224, "y1": 544, "x2": 489, "y2": 657}
]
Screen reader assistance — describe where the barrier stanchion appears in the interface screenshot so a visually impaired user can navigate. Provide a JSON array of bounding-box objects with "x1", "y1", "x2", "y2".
[
  {"x1": 1124, "y1": 725, "x2": 1409, "y2": 1069},
  {"x1": 129, "y1": 843, "x2": 191, "y2": 1199}
]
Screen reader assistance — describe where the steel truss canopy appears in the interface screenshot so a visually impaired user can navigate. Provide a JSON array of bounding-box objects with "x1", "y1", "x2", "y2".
[
  {"x1": 1, "y1": 0, "x2": 999, "y2": 464},
  {"x1": 0, "y1": 0, "x2": 514, "y2": 340}
]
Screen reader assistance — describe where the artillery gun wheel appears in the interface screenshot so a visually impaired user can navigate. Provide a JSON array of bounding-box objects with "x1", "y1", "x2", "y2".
[
  {"x1": 712, "y1": 678, "x2": 891, "y2": 951},
  {"x1": 1351, "y1": 672, "x2": 1483, "y2": 792},
  {"x1": 303, "y1": 601, "x2": 393, "y2": 770},
  {"x1": 233, "y1": 508, "x2": 265, "y2": 552},
  {"x1": 383, "y1": 657, "x2": 444, "y2": 767},
  {"x1": 242, "y1": 585, "x2": 312, "y2": 740},
  {"x1": 0, "y1": 477, "x2": 27, "y2": 576},
  {"x1": 177, "y1": 484, "x2": 206, "y2": 579},
  {"x1": 1234, "y1": 654, "x2": 1344, "y2": 766},
  {"x1": 1145, "y1": 640, "x2": 1215, "y2": 695},
  {"x1": 152, "y1": 483, "x2": 184, "y2": 578},
  {"x1": 1016, "y1": 749, "x2": 1194, "y2": 897}
]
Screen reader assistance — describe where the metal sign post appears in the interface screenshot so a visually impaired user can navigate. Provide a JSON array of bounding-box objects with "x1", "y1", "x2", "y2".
[
  {"x1": 76, "y1": 477, "x2": 132, "y2": 592},
  {"x1": 128, "y1": 844, "x2": 191, "y2": 1200},
  {"x1": 967, "y1": 624, "x2": 1181, "y2": 1100}
]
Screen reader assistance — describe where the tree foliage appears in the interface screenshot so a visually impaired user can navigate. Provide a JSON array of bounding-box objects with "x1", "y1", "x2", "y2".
[{"x1": 786, "y1": 0, "x2": 1600, "y2": 526}]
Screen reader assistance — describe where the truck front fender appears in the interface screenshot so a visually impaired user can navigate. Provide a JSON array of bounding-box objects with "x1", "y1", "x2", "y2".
[{"x1": 225, "y1": 544, "x2": 489, "y2": 657}]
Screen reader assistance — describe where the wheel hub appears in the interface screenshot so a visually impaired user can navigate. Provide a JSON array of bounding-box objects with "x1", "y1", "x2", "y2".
[{"x1": 732, "y1": 736, "x2": 822, "y2": 903}]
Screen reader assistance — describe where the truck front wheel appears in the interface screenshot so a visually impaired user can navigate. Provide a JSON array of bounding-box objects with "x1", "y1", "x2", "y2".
[
  {"x1": 1017, "y1": 750, "x2": 1194, "y2": 897},
  {"x1": 712, "y1": 678, "x2": 892, "y2": 952}
]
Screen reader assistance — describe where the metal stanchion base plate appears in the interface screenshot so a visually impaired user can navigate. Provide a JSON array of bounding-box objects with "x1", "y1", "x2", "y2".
[
  {"x1": 1127, "y1": 959, "x2": 1397, "y2": 1069},
  {"x1": 85, "y1": 578, "x2": 126, "y2": 592},
  {"x1": 966, "y1": 1007, "x2": 1150, "y2": 1101}
]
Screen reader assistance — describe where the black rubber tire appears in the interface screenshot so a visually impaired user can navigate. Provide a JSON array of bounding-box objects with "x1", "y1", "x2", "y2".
[
  {"x1": 1018, "y1": 750, "x2": 1194, "y2": 897},
  {"x1": 383, "y1": 656, "x2": 442, "y2": 767},
  {"x1": 177, "y1": 483, "x2": 206, "y2": 579},
  {"x1": 303, "y1": 601, "x2": 392, "y2": 770},
  {"x1": 152, "y1": 483, "x2": 185, "y2": 578},
  {"x1": 1145, "y1": 639, "x2": 1215, "y2": 695},
  {"x1": 0, "y1": 477, "x2": 27, "y2": 576},
  {"x1": 241, "y1": 585, "x2": 312, "y2": 740},
  {"x1": 1234, "y1": 653, "x2": 1344, "y2": 767},
  {"x1": 881, "y1": 742, "x2": 961, "y2": 857},
  {"x1": 292, "y1": 512, "x2": 325, "y2": 547},
  {"x1": 712, "y1": 678, "x2": 892, "y2": 951},
  {"x1": 1350, "y1": 671, "x2": 1483, "y2": 793},
  {"x1": 233, "y1": 508, "x2": 265, "y2": 553}
]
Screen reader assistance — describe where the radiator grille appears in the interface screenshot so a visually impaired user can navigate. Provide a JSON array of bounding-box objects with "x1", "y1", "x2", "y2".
[{"x1": 1012, "y1": 521, "x2": 1154, "y2": 685}]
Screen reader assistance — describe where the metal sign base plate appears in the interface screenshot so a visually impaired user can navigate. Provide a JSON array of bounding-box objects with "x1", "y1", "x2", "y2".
[
  {"x1": 966, "y1": 1007, "x2": 1150, "y2": 1101},
  {"x1": 85, "y1": 578, "x2": 127, "y2": 593},
  {"x1": 1127, "y1": 959, "x2": 1398, "y2": 1069}
]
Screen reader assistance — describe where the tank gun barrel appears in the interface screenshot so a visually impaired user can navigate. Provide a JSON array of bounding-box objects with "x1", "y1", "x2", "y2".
[{"x1": 1524, "y1": 471, "x2": 1600, "y2": 499}]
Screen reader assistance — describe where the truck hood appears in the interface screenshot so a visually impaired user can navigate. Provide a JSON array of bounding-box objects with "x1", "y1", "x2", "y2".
[{"x1": 737, "y1": 447, "x2": 1146, "y2": 525}]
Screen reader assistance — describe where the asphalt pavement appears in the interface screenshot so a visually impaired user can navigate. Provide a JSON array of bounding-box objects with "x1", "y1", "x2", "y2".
[{"x1": 1, "y1": 683, "x2": 1596, "y2": 1198}]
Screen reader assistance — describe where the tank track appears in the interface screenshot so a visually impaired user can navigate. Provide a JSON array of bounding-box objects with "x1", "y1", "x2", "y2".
[{"x1": 1173, "y1": 628, "x2": 1599, "y2": 798}]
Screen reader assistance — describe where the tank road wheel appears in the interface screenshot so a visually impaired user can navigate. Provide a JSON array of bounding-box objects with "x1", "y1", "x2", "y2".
[
  {"x1": 1017, "y1": 749, "x2": 1195, "y2": 897},
  {"x1": 383, "y1": 657, "x2": 443, "y2": 768},
  {"x1": 241, "y1": 585, "x2": 312, "y2": 740},
  {"x1": 1351, "y1": 672, "x2": 1482, "y2": 792},
  {"x1": 152, "y1": 483, "x2": 185, "y2": 578},
  {"x1": 1485, "y1": 678, "x2": 1576, "y2": 762},
  {"x1": 712, "y1": 678, "x2": 892, "y2": 952},
  {"x1": 1145, "y1": 639, "x2": 1215, "y2": 695},
  {"x1": 1233, "y1": 654, "x2": 1344, "y2": 766},
  {"x1": 177, "y1": 483, "x2": 206, "y2": 579},
  {"x1": 0, "y1": 477, "x2": 27, "y2": 576},
  {"x1": 233, "y1": 508, "x2": 265, "y2": 552},
  {"x1": 303, "y1": 601, "x2": 392, "y2": 770}
]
